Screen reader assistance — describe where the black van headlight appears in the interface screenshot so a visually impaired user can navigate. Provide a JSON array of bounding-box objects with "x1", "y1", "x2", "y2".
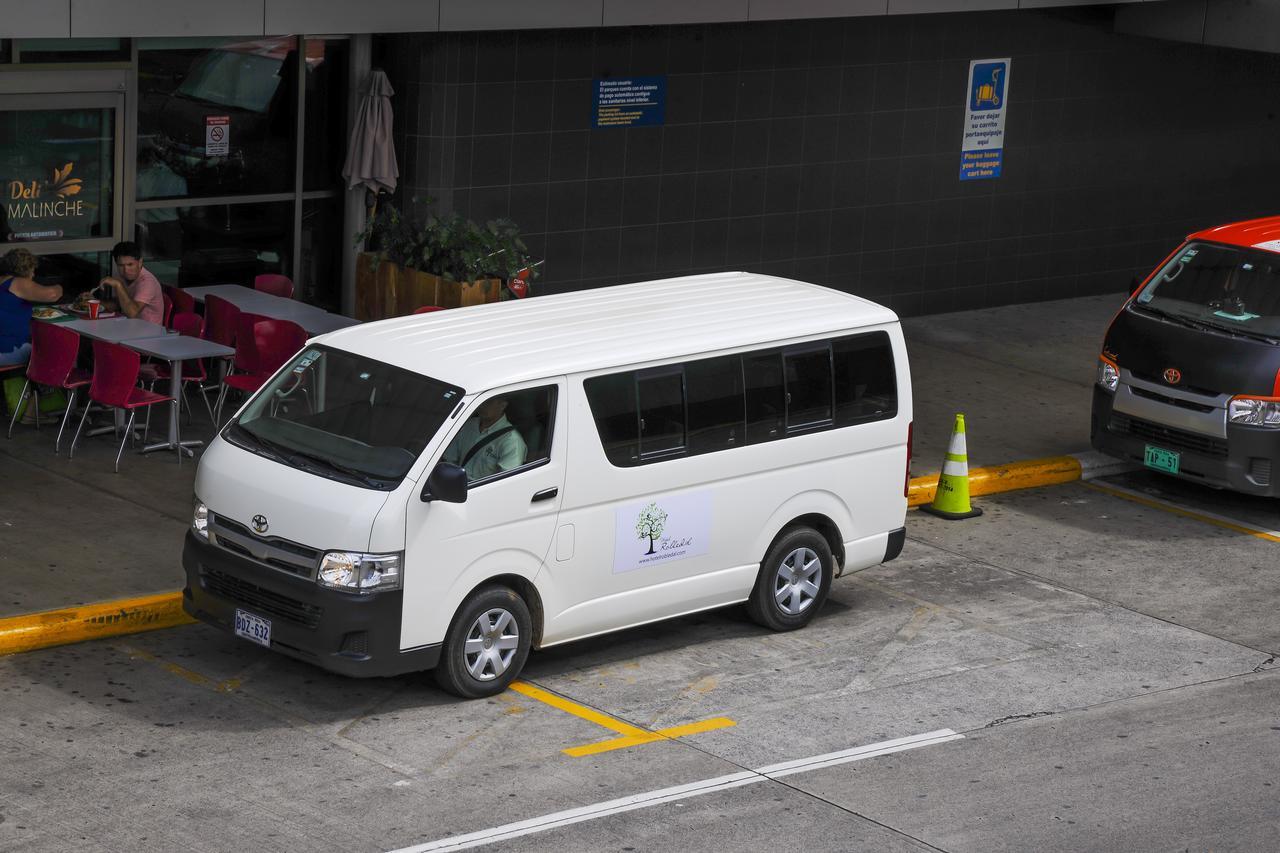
[
  {"x1": 1096, "y1": 356, "x2": 1118, "y2": 392},
  {"x1": 317, "y1": 552, "x2": 402, "y2": 593},
  {"x1": 1228, "y1": 397, "x2": 1280, "y2": 427}
]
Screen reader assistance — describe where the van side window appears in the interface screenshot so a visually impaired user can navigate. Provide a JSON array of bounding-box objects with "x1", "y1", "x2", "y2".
[
  {"x1": 638, "y1": 368, "x2": 685, "y2": 458},
  {"x1": 583, "y1": 373, "x2": 638, "y2": 466},
  {"x1": 833, "y1": 332, "x2": 897, "y2": 425},
  {"x1": 686, "y1": 355, "x2": 744, "y2": 453},
  {"x1": 583, "y1": 330, "x2": 898, "y2": 467},
  {"x1": 785, "y1": 343, "x2": 833, "y2": 431},
  {"x1": 745, "y1": 350, "x2": 784, "y2": 444},
  {"x1": 441, "y1": 385, "x2": 558, "y2": 483}
]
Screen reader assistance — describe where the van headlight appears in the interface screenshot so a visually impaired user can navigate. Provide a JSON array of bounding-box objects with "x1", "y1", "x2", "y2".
[
  {"x1": 317, "y1": 552, "x2": 402, "y2": 593},
  {"x1": 1228, "y1": 397, "x2": 1280, "y2": 427},
  {"x1": 192, "y1": 499, "x2": 209, "y2": 540},
  {"x1": 1096, "y1": 356, "x2": 1119, "y2": 392}
]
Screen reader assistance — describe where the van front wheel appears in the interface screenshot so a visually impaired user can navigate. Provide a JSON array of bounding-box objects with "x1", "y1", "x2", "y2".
[
  {"x1": 746, "y1": 528, "x2": 833, "y2": 631},
  {"x1": 434, "y1": 586, "x2": 532, "y2": 699}
]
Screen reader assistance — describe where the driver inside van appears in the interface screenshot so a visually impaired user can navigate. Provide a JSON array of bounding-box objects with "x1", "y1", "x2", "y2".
[{"x1": 443, "y1": 395, "x2": 527, "y2": 480}]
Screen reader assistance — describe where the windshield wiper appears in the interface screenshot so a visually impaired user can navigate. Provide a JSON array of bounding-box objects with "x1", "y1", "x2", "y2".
[
  {"x1": 274, "y1": 446, "x2": 389, "y2": 489},
  {"x1": 227, "y1": 423, "x2": 289, "y2": 465},
  {"x1": 1191, "y1": 318, "x2": 1279, "y2": 345}
]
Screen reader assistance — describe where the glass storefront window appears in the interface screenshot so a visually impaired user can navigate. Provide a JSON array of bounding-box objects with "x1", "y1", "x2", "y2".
[
  {"x1": 34, "y1": 251, "x2": 110, "y2": 296},
  {"x1": 16, "y1": 39, "x2": 130, "y2": 63},
  {"x1": 301, "y1": 198, "x2": 341, "y2": 311},
  {"x1": 138, "y1": 38, "x2": 299, "y2": 197},
  {"x1": 134, "y1": 200, "x2": 293, "y2": 288},
  {"x1": 0, "y1": 107, "x2": 115, "y2": 243},
  {"x1": 304, "y1": 38, "x2": 349, "y2": 191}
]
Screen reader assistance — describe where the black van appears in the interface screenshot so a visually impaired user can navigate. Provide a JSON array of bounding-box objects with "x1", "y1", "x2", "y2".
[{"x1": 1091, "y1": 216, "x2": 1280, "y2": 497}]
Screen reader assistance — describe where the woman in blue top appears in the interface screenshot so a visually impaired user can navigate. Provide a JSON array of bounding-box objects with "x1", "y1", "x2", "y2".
[{"x1": 0, "y1": 248, "x2": 63, "y2": 365}]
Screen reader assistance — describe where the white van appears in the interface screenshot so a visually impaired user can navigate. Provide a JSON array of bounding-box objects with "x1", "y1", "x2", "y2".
[{"x1": 183, "y1": 273, "x2": 913, "y2": 697}]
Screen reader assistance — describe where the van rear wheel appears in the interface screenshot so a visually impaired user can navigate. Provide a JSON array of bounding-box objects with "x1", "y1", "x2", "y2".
[
  {"x1": 746, "y1": 527, "x2": 833, "y2": 631},
  {"x1": 434, "y1": 586, "x2": 532, "y2": 699}
]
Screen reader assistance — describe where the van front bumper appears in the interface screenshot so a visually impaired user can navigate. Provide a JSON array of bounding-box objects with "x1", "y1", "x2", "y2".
[
  {"x1": 182, "y1": 531, "x2": 440, "y2": 678},
  {"x1": 1091, "y1": 387, "x2": 1280, "y2": 497}
]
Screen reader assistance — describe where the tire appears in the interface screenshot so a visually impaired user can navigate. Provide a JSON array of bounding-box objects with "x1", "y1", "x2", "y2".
[
  {"x1": 434, "y1": 585, "x2": 532, "y2": 699},
  {"x1": 746, "y1": 527, "x2": 834, "y2": 632}
]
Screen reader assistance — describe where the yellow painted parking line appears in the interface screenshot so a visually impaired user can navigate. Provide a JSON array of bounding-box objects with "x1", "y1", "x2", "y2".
[
  {"x1": 909, "y1": 455, "x2": 1082, "y2": 507},
  {"x1": 1084, "y1": 481, "x2": 1280, "y2": 543},
  {"x1": 117, "y1": 642, "x2": 243, "y2": 692},
  {"x1": 509, "y1": 680, "x2": 736, "y2": 757},
  {"x1": 564, "y1": 717, "x2": 737, "y2": 757}
]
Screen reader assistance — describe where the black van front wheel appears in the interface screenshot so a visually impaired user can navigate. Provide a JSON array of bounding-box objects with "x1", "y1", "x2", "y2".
[
  {"x1": 747, "y1": 527, "x2": 833, "y2": 631},
  {"x1": 434, "y1": 585, "x2": 532, "y2": 699}
]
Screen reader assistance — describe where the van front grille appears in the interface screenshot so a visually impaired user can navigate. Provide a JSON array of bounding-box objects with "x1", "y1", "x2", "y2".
[
  {"x1": 1129, "y1": 370, "x2": 1220, "y2": 398},
  {"x1": 209, "y1": 512, "x2": 320, "y2": 579},
  {"x1": 1129, "y1": 386, "x2": 1216, "y2": 413},
  {"x1": 201, "y1": 567, "x2": 322, "y2": 628},
  {"x1": 1108, "y1": 415, "x2": 1229, "y2": 458}
]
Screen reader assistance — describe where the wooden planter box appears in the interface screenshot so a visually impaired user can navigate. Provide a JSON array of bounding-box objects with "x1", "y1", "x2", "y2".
[{"x1": 356, "y1": 252, "x2": 501, "y2": 321}]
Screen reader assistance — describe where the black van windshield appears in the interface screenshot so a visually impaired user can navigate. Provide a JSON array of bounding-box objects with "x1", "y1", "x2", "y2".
[
  {"x1": 1134, "y1": 242, "x2": 1280, "y2": 341},
  {"x1": 226, "y1": 346, "x2": 464, "y2": 490}
]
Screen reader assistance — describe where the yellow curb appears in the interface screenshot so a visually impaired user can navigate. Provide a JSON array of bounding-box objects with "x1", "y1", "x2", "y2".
[
  {"x1": 0, "y1": 457, "x2": 1087, "y2": 658},
  {"x1": 0, "y1": 591, "x2": 192, "y2": 656},
  {"x1": 909, "y1": 455, "x2": 1082, "y2": 508}
]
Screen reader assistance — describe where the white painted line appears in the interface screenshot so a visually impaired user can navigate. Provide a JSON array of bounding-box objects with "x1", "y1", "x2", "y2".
[
  {"x1": 1090, "y1": 480, "x2": 1280, "y2": 540},
  {"x1": 758, "y1": 728, "x2": 965, "y2": 778},
  {"x1": 392, "y1": 728, "x2": 962, "y2": 852}
]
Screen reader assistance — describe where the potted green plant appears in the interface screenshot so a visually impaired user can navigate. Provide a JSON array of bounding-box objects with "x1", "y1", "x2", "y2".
[{"x1": 355, "y1": 200, "x2": 538, "y2": 320}]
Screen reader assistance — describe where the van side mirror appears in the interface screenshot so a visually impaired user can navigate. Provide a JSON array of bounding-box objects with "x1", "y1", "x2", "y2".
[{"x1": 422, "y1": 461, "x2": 468, "y2": 503}]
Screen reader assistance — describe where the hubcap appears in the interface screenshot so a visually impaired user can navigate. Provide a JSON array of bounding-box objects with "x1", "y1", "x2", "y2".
[
  {"x1": 774, "y1": 547, "x2": 822, "y2": 616},
  {"x1": 462, "y1": 607, "x2": 520, "y2": 681}
]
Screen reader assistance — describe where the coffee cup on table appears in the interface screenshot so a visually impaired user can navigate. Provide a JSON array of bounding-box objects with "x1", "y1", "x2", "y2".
[{"x1": 87, "y1": 298, "x2": 100, "y2": 319}]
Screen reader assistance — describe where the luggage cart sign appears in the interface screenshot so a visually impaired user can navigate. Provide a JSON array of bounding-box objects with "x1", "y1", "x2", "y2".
[
  {"x1": 959, "y1": 59, "x2": 1010, "y2": 181},
  {"x1": 594, "y1": 77, "x2": 666, "y2": 128}
]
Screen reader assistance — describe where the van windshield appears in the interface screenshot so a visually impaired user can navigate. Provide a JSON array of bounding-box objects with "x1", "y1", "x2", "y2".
[
  {"x1": 225, "y1": 346, "x2": 464, "y2": 490},
  {"x1": 1134, "y1": 242, "x2": 1280, "y2": 341}
]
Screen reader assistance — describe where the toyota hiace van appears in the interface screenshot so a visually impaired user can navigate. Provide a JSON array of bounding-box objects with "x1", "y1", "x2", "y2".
[
  {"x1": 1092, "y1": 216, "x2": 1280, "y2": 496},
  {"x1": 183, "y1": 273, "x2": 913, "y2": 697}
]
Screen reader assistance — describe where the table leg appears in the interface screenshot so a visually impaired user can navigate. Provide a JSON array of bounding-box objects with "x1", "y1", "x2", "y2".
[{"x1": 141, "y1": 357, "x2": 202, "y2": 457}]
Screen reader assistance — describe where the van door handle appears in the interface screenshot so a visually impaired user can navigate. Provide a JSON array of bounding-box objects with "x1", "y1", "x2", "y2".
[{"x1": 532, "y1": 488, "x2": 558, "y2": 503}]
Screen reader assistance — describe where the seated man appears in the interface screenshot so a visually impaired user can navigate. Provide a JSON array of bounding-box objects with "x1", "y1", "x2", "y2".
[
  {"x1": 97, "y1": 240, "x2": 164, "y2": 324},
  {"x1": 443, "y1": 395, "x2": 527, "y2": 481}
]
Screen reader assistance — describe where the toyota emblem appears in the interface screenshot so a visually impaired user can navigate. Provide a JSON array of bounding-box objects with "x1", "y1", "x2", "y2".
[
  {"x1": 251, "y1": 514, "x2": 269, "y2": 534},
  {"x1": 1163, "y1": 368, "x2": 1182, "y2": 385}
]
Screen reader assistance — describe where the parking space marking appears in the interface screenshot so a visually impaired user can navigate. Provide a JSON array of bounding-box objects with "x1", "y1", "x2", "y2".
[
  {"x1": 392, "y1": 728, "x2": 963, "y2": 852},
  {"x1": 1084, "y1": 482, "x2": 1280, "y2": 543},
  {"x1": 116, "y1": 642, "x2": 242, "y2": 693},
  {"x1": 509, "y1": 680, "x2": 736, "y2": 756}
]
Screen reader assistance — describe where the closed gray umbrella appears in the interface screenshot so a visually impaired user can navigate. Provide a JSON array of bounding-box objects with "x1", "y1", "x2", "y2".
[{"x1": 342, "y1": 69, "x2": 399, "y2": 201}]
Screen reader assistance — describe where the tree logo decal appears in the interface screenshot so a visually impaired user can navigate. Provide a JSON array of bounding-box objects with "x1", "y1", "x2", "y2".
[{"x1": 635, "y1": 502, "x2": 668, "y2": 555}]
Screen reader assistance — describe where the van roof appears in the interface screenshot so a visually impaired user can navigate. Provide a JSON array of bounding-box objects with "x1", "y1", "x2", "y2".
[
  {"x1": 321, "y1": 272, "x2": 898, "y2": 391},
  {"x1": 1190, "y1": 215, "x2": 1280, "y2": 253}
]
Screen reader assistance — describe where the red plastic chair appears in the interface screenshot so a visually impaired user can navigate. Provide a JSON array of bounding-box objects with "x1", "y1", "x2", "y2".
[
  {"x1": 215, "y1": 319, "x2": 307, "y2": 424},
  {"x1": 203, "y1": 293, "x2": 240, "y2": 349},
  {"x1": 6, "y1": 320, "x2": 91, "y2": 453},
  {"x1": 161, "y1": 293, "x2": 173, "y2": 328},
  {"x1": 155, "y1": 311, "x2": 216, "y2": 424},
  {"x1": 254, "y1": 274, "x2": 294, "y2": 299},
  {"x1": 413, "y1": 305, "x2": 445, "y2": 314},
  {"x1": 69, "y1": 340, "x2": 177, "y2": 472},
  {"x1": 168, "y1": 286, "x2": 196, "y2": 323}
]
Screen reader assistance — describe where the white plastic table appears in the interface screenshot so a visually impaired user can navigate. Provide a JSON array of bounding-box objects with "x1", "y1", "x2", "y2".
[
  {"x1": 60, "y1": 317, "x2": 174, "y2": 342},
  {"x1": 182, "y1": 284, "x2": 358, "y2": 335}
]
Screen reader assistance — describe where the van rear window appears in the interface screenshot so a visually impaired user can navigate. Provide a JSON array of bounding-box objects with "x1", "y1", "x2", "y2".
[{"x1": 584, "y1": 331, "x2": 897, "y2": 467}]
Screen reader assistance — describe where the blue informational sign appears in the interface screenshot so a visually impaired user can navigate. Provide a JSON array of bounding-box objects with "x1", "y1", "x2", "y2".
[
  {"x1": 593, "y1": 77, "x2": 666, "y2": 129},
  {"x1": 959, "y1": 58, "x2": 1011, "y2": 181}
]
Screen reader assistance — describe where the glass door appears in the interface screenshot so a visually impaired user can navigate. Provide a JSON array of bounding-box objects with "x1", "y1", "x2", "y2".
[{"x1": 0, "y1": 91, "x2": 124, "y2": 293}]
